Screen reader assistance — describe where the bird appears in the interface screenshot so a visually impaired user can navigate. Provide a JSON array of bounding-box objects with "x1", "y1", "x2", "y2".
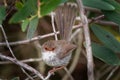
[{"x1": 41, "y1": 3, "x2": 77, "y2": 73}]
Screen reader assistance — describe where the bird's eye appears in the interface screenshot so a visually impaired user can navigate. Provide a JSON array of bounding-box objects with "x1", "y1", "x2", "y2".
[
  {"x1": 51, "y1": 48, "x2": 55, "y2": 51},
  {"x1": 44, "y1": 47, "x2": 55, "y2": 51},
  {"x1": 45, "y1": 47, "x2": 48, "y2": 50}
]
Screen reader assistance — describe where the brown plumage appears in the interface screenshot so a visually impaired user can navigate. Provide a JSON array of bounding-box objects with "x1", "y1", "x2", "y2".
[
  {"x1": 55, "y1": 3, "x2": 77, "y2": 41},
  {"x1": 41, "y1": 3, "x2": 77, "y2": 71}
]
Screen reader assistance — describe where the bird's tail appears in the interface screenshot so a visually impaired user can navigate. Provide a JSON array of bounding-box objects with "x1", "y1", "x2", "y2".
[{"x1": 55, "y1": 3, "x2": 77, "y2": 41}]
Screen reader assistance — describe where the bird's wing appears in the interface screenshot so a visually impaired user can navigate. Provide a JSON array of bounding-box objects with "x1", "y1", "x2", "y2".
[{"x1": 57, "y1": 41, "x2": 76, "y2": 59}]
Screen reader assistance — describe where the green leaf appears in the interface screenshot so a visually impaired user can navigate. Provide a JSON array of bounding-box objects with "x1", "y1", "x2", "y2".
[
  {"x1": 92, "y1": 43, "x2": 120, "y2": 65},
  {"x1": 91, "y1": 24, "x2": 120, "y2": 53},
  {"x1": 21, "y1": 0, "x2": 26, "y2": 3},
  {"x1": 102, "y1": 11, "x2": 120, "y2": 26},
  {"x1": 15, "y1": 1, "x2": 24, "y2": 10},
  {"x1": 82, "y1": 0, "x2": 115, "y2": 10},
  {"x1": 0, "y1": 6, "x2": 6, "y2": 24},
  {"x1": 11, "y1": 77, "x2": 20, "y2": 80},
  {"x1": 102, "y1": 0, "x2": 120, "y2": 26},
  {"x1": 10, "y1": 0, "x2": 37, "y2": 23},
  {"x1": 27, "y1": 17, "x2": 39, "y2": 39},
  {"x1": 21, "y1": 19, "x2": 29, "y2": 32},
  {"x1": 41, "y1": 0, "x2": 67, "y2": 16},
  {"x1": 103, "y1": 0, "x2": 120, "y2": 12}
]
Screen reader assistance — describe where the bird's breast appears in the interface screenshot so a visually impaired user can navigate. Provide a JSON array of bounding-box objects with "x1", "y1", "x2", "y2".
[{"x1": 42, "y1": 51, "x2": 71, "y2": 67}]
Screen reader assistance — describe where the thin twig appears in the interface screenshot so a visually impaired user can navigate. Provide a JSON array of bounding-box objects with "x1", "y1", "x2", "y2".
[
  {"x1": 0, "y1": 25, "x2": 34, "y2": 80},
  {"x1": 0, "y1": 54, "x2": 44, "y2": 80},
  {"x1": 21, "y1": 68, "x2": 34, "y2": 80},
  {"x1": 63, "y1": 67, "x2": 74, "y2": 80},
  {"x1": 76, "y1": 15, "x2": 117, "y2": 27},
  {"x1": 37, "y1": 0, "x2": 41, "y2": 18},
  {"x1": 3, "y1": 0, "x2": 7, "y2": 6},
  {"x1": 84, "y1": 13, "x2": 95, "y2": 80},
  {"x1": 0, "y1": 31, "x2": 59, "y2": 46},
  {"x1": 63, "y1": 29, "x2": 83, "y2": 80},
  {"x1": 106, "y1": 66, "x2": 119, "y2": 80},
  {"x1": 51, "y1": 12, "x2": 58, "y2": 40},
  {"x1": 0, "y1": 24, "x2": 82, "y2": 46},
  {"x1": 0, "y1": 25, "x2": 16, "y2": 58},
  {"x1": 44, "y1": 72, "x2": 53, "y2": 80},
  {"x1": 6, "y1": 0, "x2": 16, "y2": 17},
  {"x1": 89, "y1": 15, "x2": 104, "y2": 23},
  {"x1": 0, "y1": 14, "x2": 115, "y2": 47},
  {"x1": 0, "y1": 58, "x2": 42, "y2": 64},
  {"x1": 34, "y1": 41, "x2": 46, "y2": 74},
  {"x1": 99, "y1": 66, "x2": 114, "y2": 79},
  {"x1": 70, "y1": 28, "x2": 81, "y2": 41},
  {"x1": 76, "y1": 0, "x2": 94, "y2": 80},
  {"x1": 94, "y1": 20, "x2": 118, "y2": 26}
]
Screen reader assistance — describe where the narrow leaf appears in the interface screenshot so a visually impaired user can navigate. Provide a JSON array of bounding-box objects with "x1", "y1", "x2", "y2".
[
  {"x1": 15, "y1": 1, "x2": 24, "y2": 10},
  {"x1": 0, "y1": 6, "x2": 6, "y2": 24},
  {"x1": 103, "y1": 0, "x2": 120, "y2": 12},
  {"x1": 91, "y1": 24, "x2": 120, "y2": 53},
  {"x1": 102, "y1": 11, "x2": 120, "y2": 26},
  {"x1": 41, "y1": 0, "x2": 67, "y2": 16},
  {"x1": 21, "y1": 19, "x2": 29, "y2": 32},
  {"x1": 27, "y1": 17, "x2": 39, "y2": 39},
  {"x1": 10, "y1": 0, "x2": 37, "y2": 23},
  {"x1": 92, "y1": 43, "x2": 120, "y2": 65},
  {"x1": 82, "y1": 0, "x2": 115, "y2": 10}
]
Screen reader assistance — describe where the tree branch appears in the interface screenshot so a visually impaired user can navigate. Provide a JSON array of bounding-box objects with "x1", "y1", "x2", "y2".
[
  {"x1": 0, "y1": 58, "x2": 42, "y2": 64},
  {"x1": 0, "y1": 54, "x2": 44, "y2": 79},
  {"x1": 76, "y1": 0, "x2": 95, "y2": 80}
]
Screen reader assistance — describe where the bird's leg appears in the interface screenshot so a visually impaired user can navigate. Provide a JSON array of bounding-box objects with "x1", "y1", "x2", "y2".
[{"x1": 49, "y1": 66, "x2": 65, "y2": 74}]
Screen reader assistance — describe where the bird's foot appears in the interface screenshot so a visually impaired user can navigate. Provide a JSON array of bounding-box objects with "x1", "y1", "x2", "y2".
[{"x1": 48, "y1": 66, "x2": 65, "y2": 75}]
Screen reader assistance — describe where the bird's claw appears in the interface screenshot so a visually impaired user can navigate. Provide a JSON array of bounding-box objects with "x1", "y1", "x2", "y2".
[{"x1": 48, "y1": 70, "x2": 55, "y2": 75}]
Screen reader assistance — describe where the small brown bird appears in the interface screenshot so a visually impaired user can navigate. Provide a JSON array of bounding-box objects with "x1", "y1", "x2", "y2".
[{"x1": 41, "y1": 3, "x2": 77, "y2": 73}]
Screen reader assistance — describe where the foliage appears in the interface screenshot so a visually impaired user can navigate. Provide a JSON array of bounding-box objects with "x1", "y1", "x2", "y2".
[
  {"x1": 3, "y1": 0, "x2": 67, "y2": 39},
  {"x1": 0, "y1": 0, "x2": 120, "y2": 78},
  {"x1": 91, "y1": 24, "x2": 120, "y2": 53},
  {"x1": 82, "y1": 0, "x2": 120, "y2": 65},
  {"x1": 91, "y1": 24, "x2": 120, "y2": 65},
  {"x1": 92, "y1": 42, "x2": 120, "y2": 65},
  {"x1": 0, "y1": 6, "x2": 6, "y2": 24},
  {"x1": 82, "y1": 0, "x2": 115, "y2": 10}
]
